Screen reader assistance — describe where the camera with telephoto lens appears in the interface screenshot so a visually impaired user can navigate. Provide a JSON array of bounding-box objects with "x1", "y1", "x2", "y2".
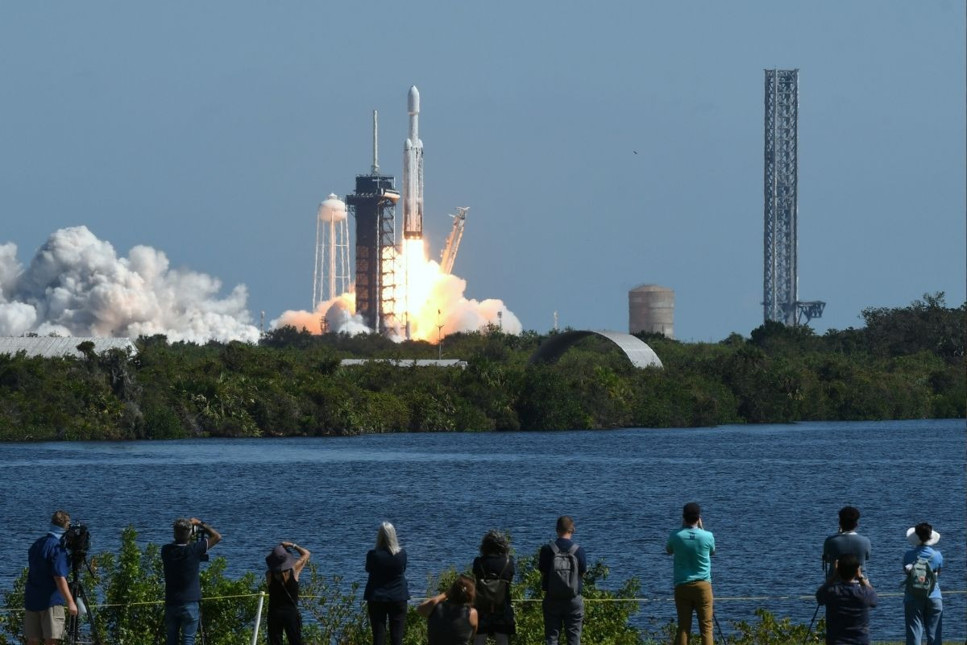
[{"x1": 62, "y1": 522, "x2": 91, "y2": 555}]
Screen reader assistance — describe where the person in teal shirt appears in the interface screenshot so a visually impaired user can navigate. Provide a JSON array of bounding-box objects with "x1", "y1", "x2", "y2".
[{"x1": 666, "y1": 502, "x2": 715, "y2": 645}]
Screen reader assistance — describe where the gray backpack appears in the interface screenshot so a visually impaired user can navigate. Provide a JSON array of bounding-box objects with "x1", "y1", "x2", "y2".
[
  {"x1": 547, "y1": 543, "x2": 580, "y2": 599},
  {"x1": 904, "y1": 555, "x2": 937, "y2": 597}
]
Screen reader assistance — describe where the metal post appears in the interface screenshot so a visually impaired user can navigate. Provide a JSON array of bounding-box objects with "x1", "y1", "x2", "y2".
[{"x1": 251, "y1": 591, "x2": 266, "y2": 645}]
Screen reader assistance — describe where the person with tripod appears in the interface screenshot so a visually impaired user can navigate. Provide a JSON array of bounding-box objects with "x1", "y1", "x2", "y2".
[
  {"x1": 24, "y1": 510, "x2": 78, "y2": 645},
  {"x1": 162, "y1": 517, "x2": 221, "y2": 645}
]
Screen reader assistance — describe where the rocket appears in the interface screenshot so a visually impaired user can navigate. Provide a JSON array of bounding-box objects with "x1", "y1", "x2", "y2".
[{"x1": 402, "y1": 85, "x2": 424, "y2": 240}]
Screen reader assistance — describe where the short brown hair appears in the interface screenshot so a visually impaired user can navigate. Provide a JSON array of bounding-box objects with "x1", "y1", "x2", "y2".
[
  {"x1": 51, "y1": 511, "x2": 70, "y2": 529},
  {"x1": 556, "y1": 516, "x2": 574, "y2": 535}
]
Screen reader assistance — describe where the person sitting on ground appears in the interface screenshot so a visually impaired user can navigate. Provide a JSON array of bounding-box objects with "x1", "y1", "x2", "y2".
[
  {"x1": 265, "y1": 541, "x2": 311, "y2": 645},
  {"x1": 472, "y1": 530, "x2": 515, "y2": 645},
  {"x1": 418, "y1": 575, "x2": 479, "y2": 645},
  {"x1": 815, "y1": 554, "x2": 878, "y2": 645}
]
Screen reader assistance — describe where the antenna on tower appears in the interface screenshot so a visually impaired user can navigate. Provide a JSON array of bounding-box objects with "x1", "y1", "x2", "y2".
[{"x1": 372, "y1": 110, "x2": 379, "y2": 175}]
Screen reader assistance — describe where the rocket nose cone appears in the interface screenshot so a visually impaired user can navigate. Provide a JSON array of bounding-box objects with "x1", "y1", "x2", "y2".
[{"x1": 408, "y1": 86, "x2": 420, "y2": 114}]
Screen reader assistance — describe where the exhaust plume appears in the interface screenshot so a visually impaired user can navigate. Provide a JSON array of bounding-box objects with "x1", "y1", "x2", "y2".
[{"x1": 0, "y1": 226, "x2": 260, "y2": 343}]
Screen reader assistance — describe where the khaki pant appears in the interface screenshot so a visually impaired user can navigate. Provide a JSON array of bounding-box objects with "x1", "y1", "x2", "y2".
[
  {"x1": 24, "y1": 605, "x2": 66, "y2": 642},
  {"x1": 673, "y1": 580, "x2": 713, "y2": 645}
]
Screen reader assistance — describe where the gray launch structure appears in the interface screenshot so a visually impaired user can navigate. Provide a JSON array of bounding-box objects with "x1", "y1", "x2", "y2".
[
  {"x1": 763, "y1": 69, "x2": 824, "y2": 326},
  {"x1": 346, "y1": 111, "x2": 399, "y2": 333}
]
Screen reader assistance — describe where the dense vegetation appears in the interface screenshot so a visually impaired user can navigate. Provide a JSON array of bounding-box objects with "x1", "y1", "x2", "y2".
[
  {"x1": 0, "y1": 294, "x2": 962, "y2": 441},
  {"x1": 0, "y1": 527, "x2": 826, "y2": 645}
]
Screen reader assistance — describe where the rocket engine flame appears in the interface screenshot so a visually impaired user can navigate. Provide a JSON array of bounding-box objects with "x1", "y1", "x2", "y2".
[{"x1": 274, "y1": 240, "x2": 521, "y2": 341}]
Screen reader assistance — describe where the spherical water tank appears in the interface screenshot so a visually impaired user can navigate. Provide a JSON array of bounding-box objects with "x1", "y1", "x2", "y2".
[
  {"x1": 629, "y1": 284, "x2": 674, "y2": 339},
  {"x1": 318, "y1": 193, "x2": 347, "y2": 222}
]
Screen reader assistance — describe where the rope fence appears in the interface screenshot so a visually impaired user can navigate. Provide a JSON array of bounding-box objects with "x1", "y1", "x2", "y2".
[{"x1": 0, "y1": 589, "x2": 963, "y2": 613}]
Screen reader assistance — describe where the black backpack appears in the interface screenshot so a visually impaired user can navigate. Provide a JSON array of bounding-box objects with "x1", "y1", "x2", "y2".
[
  {"x1": 474, "y1": 559, "x2": 511, "y2": 613},
  {"x1": 546, "y1": 542, "x2": 580, "y2": 599}
]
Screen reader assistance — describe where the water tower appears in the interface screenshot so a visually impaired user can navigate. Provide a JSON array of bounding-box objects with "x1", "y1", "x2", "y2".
[
  {"x1": 629, "y1": 284, "x2": 675, "y2": 339},
  {"x1": 312, "y1": 193, "x2": 350, "y2": 310}
]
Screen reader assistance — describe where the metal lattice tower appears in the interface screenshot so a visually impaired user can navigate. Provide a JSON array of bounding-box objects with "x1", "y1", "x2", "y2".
[
  {"x1": 346, "y1": 110, "x2": 400, "y2": 334},
  {"x1": 763, "y1": 69, "x2": 799, "y2": 325}
]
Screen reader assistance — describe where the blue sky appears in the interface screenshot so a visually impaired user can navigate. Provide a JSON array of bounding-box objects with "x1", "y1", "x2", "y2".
[{"x1": 1, "y1": 1, "x2": 963, "y2": 342}]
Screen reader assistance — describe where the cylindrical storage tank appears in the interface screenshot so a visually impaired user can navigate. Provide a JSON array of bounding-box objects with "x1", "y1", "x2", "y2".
[{"x1": 629, "y1": 284, "x2": 674, "y2": 339}]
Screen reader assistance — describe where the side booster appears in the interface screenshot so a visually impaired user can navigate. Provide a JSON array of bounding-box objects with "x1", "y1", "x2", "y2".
[{"x1": 402, "y1": 85, "x2": 424, "y2": 240}]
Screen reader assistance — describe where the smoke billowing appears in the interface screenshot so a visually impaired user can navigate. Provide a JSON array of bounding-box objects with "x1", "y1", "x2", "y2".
[
  {"x1": 274, "y1": 247, "x2": 522, "y2": 340},
  {"x1": 0, "y1": 226, "x2": 260, "y2": 343}
]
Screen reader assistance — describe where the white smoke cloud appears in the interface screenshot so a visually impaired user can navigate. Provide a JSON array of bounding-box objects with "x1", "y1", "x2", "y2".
[{"x1": 0, "y1": 226, "x2": 260, "y2": 343}]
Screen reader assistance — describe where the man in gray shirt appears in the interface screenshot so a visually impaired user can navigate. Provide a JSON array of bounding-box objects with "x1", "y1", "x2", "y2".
[{"x1": 822, "y1": 506, "x2": 871, "y2": 579}]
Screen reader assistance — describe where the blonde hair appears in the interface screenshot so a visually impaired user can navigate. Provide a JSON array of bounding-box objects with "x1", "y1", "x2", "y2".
[{"x1": 376, "y1": 522, "x2": 401, "y2": 555}]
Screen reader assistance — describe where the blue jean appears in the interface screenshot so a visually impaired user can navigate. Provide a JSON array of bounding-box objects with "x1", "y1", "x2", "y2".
[
  {"x1": 165, "y1": 602, "x2": 200, "y2": 645},
  {"x1": 542, "y1": 596, "x2": 583, "y2": 645},
  {"x1": 905, "y1": 596, "x2": 942, "y2": 645}
]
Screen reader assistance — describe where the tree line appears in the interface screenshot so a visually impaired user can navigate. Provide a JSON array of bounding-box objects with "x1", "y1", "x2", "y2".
[{"x1": 0, "y1": 293, "x2": 961, "y2": 441}]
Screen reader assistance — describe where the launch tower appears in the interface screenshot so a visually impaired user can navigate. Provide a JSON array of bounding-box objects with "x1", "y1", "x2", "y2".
[
  {"x1": 763, "y1": 69, "x2": 824, "y2": 326},
  {"x1": 763, "y1": 68, "x2": 799, "y2": 325},
  {"x1": 347, "y1": 111, "x2": 399, "y2": 333}
]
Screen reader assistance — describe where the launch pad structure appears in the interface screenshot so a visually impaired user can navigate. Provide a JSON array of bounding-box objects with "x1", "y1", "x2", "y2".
[
  {"x1": 346, "y1": 111, "x2": 399, "y2": 333},
  {"x1": 763, "y1": 68, "x2": 824, "y2": 326}
]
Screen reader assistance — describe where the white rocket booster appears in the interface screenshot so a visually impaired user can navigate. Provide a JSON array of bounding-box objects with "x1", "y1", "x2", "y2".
[{"x1": 403, "y1": 85, "x2": 424, "y2": 240}]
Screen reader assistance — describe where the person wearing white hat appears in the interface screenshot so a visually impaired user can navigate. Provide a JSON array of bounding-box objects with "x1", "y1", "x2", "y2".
[{"x1": 901, "y1": 522, "x2": 943, "y2": 645}]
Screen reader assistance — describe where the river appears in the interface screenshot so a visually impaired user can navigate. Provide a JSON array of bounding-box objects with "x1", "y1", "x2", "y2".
[{"x1": 0, "y1": 418, "x2": 963, "y2": 640}]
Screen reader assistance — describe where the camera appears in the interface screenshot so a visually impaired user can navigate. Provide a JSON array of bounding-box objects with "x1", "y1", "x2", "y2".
[
  {"x1": 62, "y1": 523, "x2": 91, "y2": 555},
  {"x1": 190, "y1": 522, "x2": 209, "y2": 542}
]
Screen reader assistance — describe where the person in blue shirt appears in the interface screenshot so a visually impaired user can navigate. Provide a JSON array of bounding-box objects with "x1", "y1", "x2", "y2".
[
  {"x1": 666, "y1": 502, "x2": 716, "y2": 645},
  {"x1": 161, "y1": 517, "x2": 222, "y2": 645},
  {"x1": 24, "y1": 510, "x2": 78, "y2": 645},
  {"x1": 538, "y1": 515, "x2": 587, "y2": 645},
  {"x1": 816, "y1": 554, "x2": 877, "y2": 644},
  {"x1": 902, "y1": 522, "x2": 943, "y2": 645}
]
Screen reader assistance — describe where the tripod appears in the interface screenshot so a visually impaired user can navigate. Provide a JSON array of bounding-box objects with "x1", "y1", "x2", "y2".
[{"x1": 65, "y1": 552, "x2": 100, "y2": 645}]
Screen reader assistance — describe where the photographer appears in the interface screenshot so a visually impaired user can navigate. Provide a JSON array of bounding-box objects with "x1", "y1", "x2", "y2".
[
  {"x1": 665, "y1": 503, "x2": 715, "y2": 645},
  {"x1": 815, "y1": 554, "x2": 877, "y2": 645},
  {"x1": 161, "y1": 517, "x2": 221, "y2": 645},
  {"x1": 24, "y1": 510, "x2": 78, "y2": 645}
]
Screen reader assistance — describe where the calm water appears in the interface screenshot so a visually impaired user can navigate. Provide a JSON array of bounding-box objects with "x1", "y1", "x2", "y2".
[{"x1": 0, "y1": 419, "x2": 963, "y2": 640}]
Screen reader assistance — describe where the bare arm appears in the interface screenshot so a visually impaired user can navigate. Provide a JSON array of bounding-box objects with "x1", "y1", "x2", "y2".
[
  {"x1": 417, "y1": 593, "x2": 446, "y2": 618},
  {"x1": 469, "y1": 607, "x2": 479, "y2": 636},
  {"x1": 54, "y1": 576, "x2": 78, "y2": 616},
  {"x1": 283, "y1": 542, "x2": 311, "y2": 577}
]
